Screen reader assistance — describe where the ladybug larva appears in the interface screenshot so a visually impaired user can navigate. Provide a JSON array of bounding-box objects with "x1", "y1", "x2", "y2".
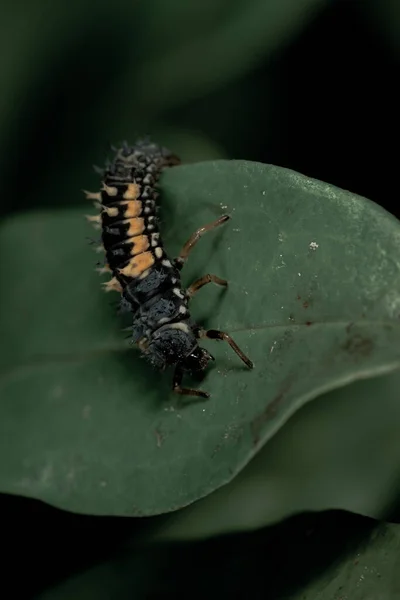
[{"x1": 84, "y1": 140, "x2": 253, "y2": 398}]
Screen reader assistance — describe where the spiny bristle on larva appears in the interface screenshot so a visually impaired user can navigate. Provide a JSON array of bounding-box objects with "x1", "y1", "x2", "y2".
[
  {"x1": 83, "y1": 190, "x2": 101, "y2": 201},
  {"x1": 85, "y1": 214, "x2": 101, "y2": 230},
  {"x1": 102, "y1": 183, "x2": 118, "y2": 196},
  {"x1": 86, "y1": 214, "x2": 101, "y2": 223},
  {"x1": 102, "y1": 205, "x2": 119, "y2": 217},
  {"x1": 96, "y1": 265, "x2": 112, "y2": 274},
  {"x1": 102, "y1": 277, "x2": 123, "y2": 293}
]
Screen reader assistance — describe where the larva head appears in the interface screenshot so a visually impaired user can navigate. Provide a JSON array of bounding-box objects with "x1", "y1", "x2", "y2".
[
  {"x1": 180, "y1": 346, "x2": 215, "y2": 373},
  {"x1": 146, "y1": 323, "x2": 213, "y2": 373},
  {"x1": 146, "y1": 323, "x2": 197, "y2": 371}
]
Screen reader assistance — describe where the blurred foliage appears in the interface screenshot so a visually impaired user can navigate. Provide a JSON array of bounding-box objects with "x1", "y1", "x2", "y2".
[
  {"x1": 1, "y1": 0, "x2": 400, "y2": 597},
  {"x1": 34, "y1": 511, "x2": 400, "y2": 599}
]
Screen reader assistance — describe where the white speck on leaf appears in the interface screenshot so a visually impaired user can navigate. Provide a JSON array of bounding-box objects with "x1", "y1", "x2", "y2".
[
  {"x1": 40, "y1": 463, "x2": 53, "y2": 487},
  {"x1": 298, "y1": 272, "x2": 301, "y2": 276},
  {"x1": 82, "y1": 405, "x2": 91, "y2": 419},
  {"x1": 50, "y1": 385, "x2": 63, "y2": 400},
  {"x1": 309, "y1": 241, "x2": 319, "y2": 250},
  {"x1": 270, "y1": 341, "x2": 277, "y2": 353}
]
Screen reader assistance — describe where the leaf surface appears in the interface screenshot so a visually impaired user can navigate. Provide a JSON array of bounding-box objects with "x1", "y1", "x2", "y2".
[{"x1": 0, "y1": 160, "x2": 399, "y2": 515}]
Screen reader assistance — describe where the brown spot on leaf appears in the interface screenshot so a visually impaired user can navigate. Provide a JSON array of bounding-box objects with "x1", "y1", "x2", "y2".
[
  {"x1": 303, "y1": 300, "x2": 310, "y2": 309},
  {"x1": 211, "y1": 443, "x2": 223, "y2": 458},
  {"x1": 342, "y1": 334, "x2": 374, "y2": 358},
  {"x1": 251, "y1": 381, "x2": 292, "y2": 446},
  {"x1": 305, "y1": 321, "x2": 313, "y2": 326}
]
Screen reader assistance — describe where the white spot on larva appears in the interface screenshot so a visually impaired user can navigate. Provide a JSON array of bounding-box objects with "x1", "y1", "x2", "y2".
[
  {"x1": 148, "y1": 224, "x2": 154, "y2": 231},
  {"x1": 309, "y1": 241, "x2": 319, "y2": 250},
  {"x1": 169, "y1": 322, "x2": 190, "y2": 333},
  {"x1": 162, "y1": 260, "x2": 172, "y2": 267},
  {"x1": 155, "y1": 247, "x2": 163, "y2": 258},
  {"x1": 179, "y1": 305, "x2": 187, "y2": 314},
  {"x1": 173, "y1": 288, "x2": 185, "y2": 298},
  {"x1": 158, "y1": 317, "x2": 170, "y2": 325},
  {"x1": 144, "y1": 207, "x2": 151, "y2": 214}
]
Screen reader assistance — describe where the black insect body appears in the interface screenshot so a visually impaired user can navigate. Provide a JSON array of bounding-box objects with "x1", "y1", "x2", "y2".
[{"x1": 85, "y1": 140, "x2": 253, "y2": 398}]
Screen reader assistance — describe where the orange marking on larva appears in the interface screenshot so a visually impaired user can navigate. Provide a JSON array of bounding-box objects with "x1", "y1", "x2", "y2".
[
  {"x1": 102, "y1": 183, "x2": 118, "y2": 196},
  {"x1": 83, "y1": 190, "x2": 101, "y2": 201},
  {"x1": 102, "y1": 206, "x2": 119, "y2": 217},
  {"x1": 118, "y1": 252, "x2": 155, "y2": 278},
  {"x1": 125, "y1": 217, "x2": 145, "y2": 237},
  {"x1": 129, "y1": 234, "x2": 150, "y2": 256},
  {"x1": 123, "y1": 183, "x2": 140, "y2": 200},
  {"x1": 122, "y1": 200, "x2": 142, "y2": 218},
  {"x1": 102, "y1": 277, "x2": 122, "y2": 293}
]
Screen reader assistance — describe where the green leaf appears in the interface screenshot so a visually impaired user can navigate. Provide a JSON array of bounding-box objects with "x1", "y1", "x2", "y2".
[
  {"x1": 35, "y1": 512, "x2": 400, "y2": 599},
  {"x1": 151, "y1": 370, "x2": 400, "y2": 541},
  {"x1": 0, "y1": 160, "x2": 399, "y2": 515}
]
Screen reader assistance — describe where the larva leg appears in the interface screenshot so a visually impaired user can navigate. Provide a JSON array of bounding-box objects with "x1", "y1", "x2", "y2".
[
  {"x1": 186, "y1": 274, "x2": 228, "y2": 298},
  {"x1": 198, "y1": 329, "x2": 253, "y2": 369},
  {"x1": 174, "y1": 214, "x2": 230, "y2": 270},
  {"x1": 172, "y1": 366, "x2": 210, "y2": 399}
]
